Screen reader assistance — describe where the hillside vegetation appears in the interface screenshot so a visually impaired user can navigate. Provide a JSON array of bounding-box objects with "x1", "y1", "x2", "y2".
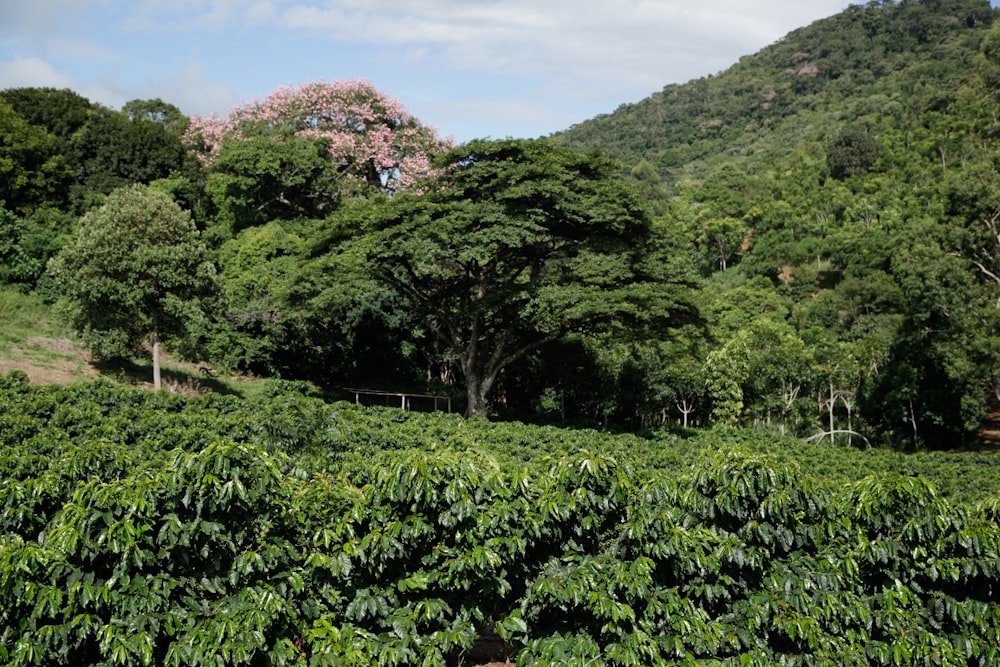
[
  {"x1": 558, "y1": 0, "x2": 1000, "y2": 448},
  {"x1": 559, "y1": 0, "x2": 994, "y2": 186}
]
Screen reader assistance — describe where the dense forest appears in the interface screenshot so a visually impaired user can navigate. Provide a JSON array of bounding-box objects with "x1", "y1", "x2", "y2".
[{"x1": 3, "y1": 0, "x2": 1000, "y2": 448}]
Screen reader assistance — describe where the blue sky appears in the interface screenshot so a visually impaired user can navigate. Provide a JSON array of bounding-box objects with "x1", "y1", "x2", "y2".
[{"x1": 0, "y1": 2, "x2": 994, "y2": 143}]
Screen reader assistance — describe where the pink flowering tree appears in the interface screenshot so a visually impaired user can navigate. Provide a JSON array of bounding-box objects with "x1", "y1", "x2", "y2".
[{"x1": 185, "y1": 80, "x2": 452, "y2": 230}]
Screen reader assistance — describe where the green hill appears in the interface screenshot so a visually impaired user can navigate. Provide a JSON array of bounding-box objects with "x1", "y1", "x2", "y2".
[
  {"x1": 553, "y1": 0, "x2": 1000, "y2": 449},
  {"x1": 557, "y1": 0, "x2": 995, "y2": 188}
]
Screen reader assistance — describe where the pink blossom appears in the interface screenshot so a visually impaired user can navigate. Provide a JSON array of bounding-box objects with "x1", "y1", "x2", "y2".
[{"x1": 183, "y1": 79, "x2": 453, "y2": 194}]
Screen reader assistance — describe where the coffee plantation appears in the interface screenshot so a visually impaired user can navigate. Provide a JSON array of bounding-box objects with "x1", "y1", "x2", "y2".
[{"x1": 0, "y1": 372, "x2": 998, "y2": 665}]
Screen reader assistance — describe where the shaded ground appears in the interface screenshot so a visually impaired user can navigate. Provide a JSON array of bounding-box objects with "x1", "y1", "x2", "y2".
[
  {"x1": 463, "y1": 626, "x2": 513, "y2": 666},
  {"x1": 976, "y1": 410, "x2": 1000, "y2": 452}
]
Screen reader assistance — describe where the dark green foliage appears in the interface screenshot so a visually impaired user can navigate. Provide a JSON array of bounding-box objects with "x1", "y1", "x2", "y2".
[
  {"x1": 0, "y1": 99, "x2": 72, "y2": 216},
  {"x1": 366, "y1": 138, "x2": 700, "y2": 417},
  {"x1": 204, "y1": 134, "x2": 345, "y2": 238},
  {"x1": 0, "y1": 88, "x2": 92, "y2": 142},
  {"x1": 70, "y1": 106, "x2": 188, "y2": 202},
  {"x1": 0, "y1": 205, "x2": 73, "y2": 288},
  {"x1": 0, "y1": 89, "x2": 191, "y2": 215},
  {"x1": 554, "y1": 0, "x2": 1000, "y2": 446},
  {"x1": 826, "y1": 129, "x2": 883, "y2": 180},
  {"x1": 121, "y1": 99, "x2": 188, "y2": 136},
  {"x1": 46, "y1": 185, "x2": 222, "y2": 388}
]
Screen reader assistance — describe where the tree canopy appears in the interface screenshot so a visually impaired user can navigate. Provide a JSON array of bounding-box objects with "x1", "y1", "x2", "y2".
[
  {"x1": 47, "y1": 184, "x2": 221, "y2": 389},
  {"x1": 185, "y1": 80, "x2": 451, "y2": 196},
  {"x1": 365, "y1": 138, "x2": 699, "y2": 417}
]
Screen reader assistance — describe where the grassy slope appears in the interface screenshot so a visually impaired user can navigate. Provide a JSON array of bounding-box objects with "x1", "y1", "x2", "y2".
[
  {"x1": 0, "y1": 286, "x2": 274, "y2": 398},
  {"x1": 0, "y1": 288, "x2": 93, "y2": 384}
]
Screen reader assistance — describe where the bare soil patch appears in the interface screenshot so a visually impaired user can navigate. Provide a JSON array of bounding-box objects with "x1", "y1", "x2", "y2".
[
  {"x1": 25, "y1": 336, "x2": 87, "y2": 357},
  {"x1": 0, "y1": 337, "x2": 230, "y2": 395},
  {"x1": 0, "y1": 336, "x2": 97, "y2": 385}
]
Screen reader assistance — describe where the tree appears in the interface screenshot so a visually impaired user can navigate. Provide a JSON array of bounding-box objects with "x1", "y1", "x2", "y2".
[
  {"x1": 365, "y1": 138, "x2": 698, "y2": 418},
  {"x1": 214, "y1": 221, "x2": 308, "y2": 373},
  {"x1": 70, "y1": 105, "x2": 188, "y2": 203},
  {"x1": 121, "y1": 98, "x2": 188, "y2": 136},
  {"x1": 614, "y1": 338, "x2": 707, "y2": 429},
  {"x1": 630, "y1": 158, "x2": 670, "y2": 215},
  {"x1": 0, "y1": 203, "x2": 72, "y2": 288},
  {"x1": 0, "y1": 88, "x2": 192, "y2": 214},
  {"x1": 47, "y1": 184, "x2": 221, "y2": 390},
  {"x1": 694, "y1": 214, "x2": 747, "y2": 272},
  {"x1": 825, "y1": 129, "x2": 883, "y2": 180},
  {"x1": 865, "y1": 223, "x2": 1000, "y2": 448},
  {"x1": 184, "y1": 80, "x2": 451, "y2": 212},
  {"x1": 705, "y1": 316, "x2": 813, "y2": 432},
  {"x1": 0, "y1": 98, "x2": 71, "y2": 214},
  {"x1": 202, "y1": 133, "x2": 344, "y2": 235},
  {"x1": 0, "y1": 87, "x2": 92, "y2": 143}
]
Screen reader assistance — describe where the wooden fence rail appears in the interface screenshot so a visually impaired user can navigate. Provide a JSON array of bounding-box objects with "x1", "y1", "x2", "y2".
[{"x1": 342, "y1": 387, "x2": 453, "y2": 413}]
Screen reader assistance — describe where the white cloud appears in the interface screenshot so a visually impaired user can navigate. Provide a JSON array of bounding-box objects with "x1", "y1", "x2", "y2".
[
  {"x1": 0, "y1": 57, "x2": 73, "y2": 89},
  {"x1": 0, "y1": 56, "x2": 237, "y2": 118},
  {"x1": 1, "y1": 0, "x2": 859, "y2": 139},
  {"x1": 272, "y1": 0, "x2": 851, "y2": 88},
  {"x1": 118, "y1": 0, "x2": 283, "y2": 31},
  {"x1": 0, "y1": 56, "x2": 127, "y2": 108},
  {"x1": 246, "y1": 0, "x2": 851, "y2": 134}
]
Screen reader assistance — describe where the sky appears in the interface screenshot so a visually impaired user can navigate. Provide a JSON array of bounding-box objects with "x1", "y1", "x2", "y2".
[{"x1": 0, "y1": 1, "x2": 992, "y2": 143}]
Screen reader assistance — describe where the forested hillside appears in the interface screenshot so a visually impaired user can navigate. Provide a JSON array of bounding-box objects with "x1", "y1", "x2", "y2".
[
  {"x1": 559, "y1": 0, "x2": 1000, "y2": 448},
  {"x1": 3, "y1": 0, "x2": 1000, "y2": 447},
  {"x1": 558, "y1": 0, "x2": 994, "y2": 184}
]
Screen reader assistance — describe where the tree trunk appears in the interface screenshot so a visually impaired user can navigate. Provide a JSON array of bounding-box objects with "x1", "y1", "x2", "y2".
[
  {"x1": 677, "y1": 399, "x2": 695, "y2": 428},
  {"x1": 152, "y1": 335, "x2": 162, "y2": 391},
  {"x1": 465, "y1": 376, "x2": 488, "y2": 418},
  {"x1": 452, "y1": 325, "x2": 559, "y2": 419},
  {"x1": 828, "y1": 381, "x2": 836, "y2": 445}
]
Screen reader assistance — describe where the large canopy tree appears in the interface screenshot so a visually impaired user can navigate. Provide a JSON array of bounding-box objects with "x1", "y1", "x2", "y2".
[
  {"x1": 184, "y1": 79, "x2": 452, "y2": 236},
  {"x1": 47, "y1": 184, "x2": 221, "y2": 390},
  {"x1": 366, "y1": 138, "x2": 699, "y2": 418}
]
